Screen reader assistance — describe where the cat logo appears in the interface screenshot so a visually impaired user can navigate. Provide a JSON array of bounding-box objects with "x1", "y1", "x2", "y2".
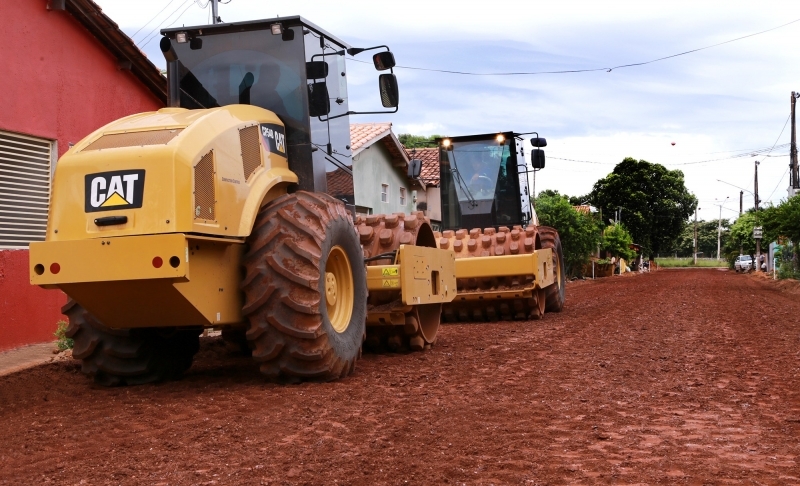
[
  {"x1": 84, "y1": 169, "x2": 145, "y2": 213},
  {"x1": 259, "y1": 123, "x2": 287, "y2": 157}
]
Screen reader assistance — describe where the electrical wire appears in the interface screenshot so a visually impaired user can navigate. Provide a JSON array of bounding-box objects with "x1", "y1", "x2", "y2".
[
  {"x1": 137, "y1": 0, "x2": 193, "y2": 49},
  {"x1": 349, "y1": 17, "x2": 800, "y2": 76},
  {"x1": 764, "y1": 167, "x2": 790, "y2": 203},
  {"x1": 548, "y1": 143, "x2": 791, "y2": 168},
  {"x1": 129, "y1": 0, "x2": 179, "y2": 41}
]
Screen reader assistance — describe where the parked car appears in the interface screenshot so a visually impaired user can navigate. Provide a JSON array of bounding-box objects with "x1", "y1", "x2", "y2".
[{"x1": 734, "y1": 254, "x2": 753, "y2": 272}]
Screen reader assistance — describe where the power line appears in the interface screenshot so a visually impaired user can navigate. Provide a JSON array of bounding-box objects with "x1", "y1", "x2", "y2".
[
  {"x1": 129, "y1": 0, "x2": 179, "y2": 41},
  {"x1": 765, "y1": 167, "x2": 789, "y2": 202},
  {"x1": 549, "y1": 145, "x2": 790, "y2": 167},
  {"x1": 137, "y1": 0, "x2": 193, "y2": 49},
  {"x1": 350, "y1": 17, "x2": 800, "y2": 76}
]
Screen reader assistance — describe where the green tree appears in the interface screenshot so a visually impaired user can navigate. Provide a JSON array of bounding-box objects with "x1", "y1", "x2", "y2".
[
  {"x1": 568, "y1": 193, "x2": 592, "y2": 206},
  {"x1": 398, "y1": 134, "x2": 443, "y2": 148},
  {"x1": 535, "y1": 192, "x2": 602, "y2": 277},
  {"x1": 671, "y1": 219, "x2": 730, "y2": 258},
  {"x1": 589, "y1": 158, "x2": 697, "y2": 256},
  {"x1": 600, "y1": 224, "x2": 635, "y2": 261},
  {"x1": 722, "y1": 211, "x2": 758, "y2": 265},
  {"x1": 761, "y1": 194, "x2": 800, "y2": 270}
]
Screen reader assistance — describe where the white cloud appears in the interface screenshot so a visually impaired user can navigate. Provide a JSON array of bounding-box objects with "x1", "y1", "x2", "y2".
[{"x1": 94, "y1": 0, "x2": 800, "y2": 222}]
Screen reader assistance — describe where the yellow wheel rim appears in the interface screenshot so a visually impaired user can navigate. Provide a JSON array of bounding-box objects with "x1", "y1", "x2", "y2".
[
  {"x1": 553, "y1": 250, "x2": 562, "y2": 288},
  {"x1": 325, "y1": 245, "x2": 354, "y2": 333}
]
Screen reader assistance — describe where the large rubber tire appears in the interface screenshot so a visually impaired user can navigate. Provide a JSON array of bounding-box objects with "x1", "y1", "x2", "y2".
[
  {"x1": 63, "y1": 300, "x2": 201, "y2": 386},
  {"x1": 241, "y1": 191, "x2": 367, "y2": 381},
  {"x1": 539, "y1": 226, "x2": 566, "y2": 313}
]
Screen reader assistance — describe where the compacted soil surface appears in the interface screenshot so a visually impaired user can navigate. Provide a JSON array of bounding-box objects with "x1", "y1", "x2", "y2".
[{"x1": 2, "y1": 269, "x2": 800, "y2": 485}]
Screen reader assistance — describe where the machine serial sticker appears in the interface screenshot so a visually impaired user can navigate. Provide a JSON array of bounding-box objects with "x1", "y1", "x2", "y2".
[
  {"x1": 259, "y1": 123, "x2": 286, "y2": 157},
  {"x1": 381, "y1": 268, "x2": 399, "y2": 277},
  {"x1": 84, "y1": 170, "x2": 145, "y2": 213}
]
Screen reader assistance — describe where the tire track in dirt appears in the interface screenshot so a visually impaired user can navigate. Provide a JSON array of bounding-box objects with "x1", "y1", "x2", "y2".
[{"x1": 1, "y1": 269, "x2": 799, "y2": 484}]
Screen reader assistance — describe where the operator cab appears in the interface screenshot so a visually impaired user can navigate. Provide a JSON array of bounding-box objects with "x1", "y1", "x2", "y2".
[
  {"x1": 160, "y1": 16, "x2": 398, "y2": 196},
  {"x1": 437, "y1": 132, "x2": 542, "y2": 231}
]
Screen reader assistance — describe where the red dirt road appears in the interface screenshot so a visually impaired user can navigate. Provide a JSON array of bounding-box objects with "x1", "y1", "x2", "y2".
[{"x1": 2, "y1": 269, "x2": 800, "y2": 484}]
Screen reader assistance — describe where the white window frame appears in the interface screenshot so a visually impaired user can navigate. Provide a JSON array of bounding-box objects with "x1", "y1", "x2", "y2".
[
  {"x1": 0, "y1": 130, "x2": 55, "y2": 249},
  {"x1": 399, "y1": 187, "x2": 406, "y2": 205},
  {"x1": 381, "y1": 183, "x2": 389, "y2": 203}
]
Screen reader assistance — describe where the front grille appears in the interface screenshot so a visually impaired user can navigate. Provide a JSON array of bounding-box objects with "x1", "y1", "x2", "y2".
[
  {"x1": 239, "y1": 125, "x2": 262, "y2": 181},
  {"x1": 194, "y1": 150, "x2": 215, "y2": 221}
]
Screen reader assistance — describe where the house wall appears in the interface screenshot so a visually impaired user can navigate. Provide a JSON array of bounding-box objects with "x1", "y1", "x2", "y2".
[
  {"x1": 353, "y1": 143, "x2": 414, "y2": 215},
  {"x1": 0, "y1": 1, "x2": 163, "y2": 351},
  {"x1": 425, "y1": 187, "x2": 442, "y2": 222}
]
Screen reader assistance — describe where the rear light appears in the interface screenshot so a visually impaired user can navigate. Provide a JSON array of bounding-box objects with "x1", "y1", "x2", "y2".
[{"x1": 152, "y1": 257, "x2": 163, "y2": 268}]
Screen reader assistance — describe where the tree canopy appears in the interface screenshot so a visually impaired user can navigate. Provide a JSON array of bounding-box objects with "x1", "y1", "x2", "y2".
[
  {"x1": 534, "y1": 191, "x2": 601, "y2": 276},
  {"x1": 672, "y1": 219, "x2": 730, "y2": 258},
  {"x1": 589, "y1": 158, "x2": 697, "y2": 256},
  {"x1": 600, "y1": 224, "x2": 635, "y2": 261},
  {"x1": 397, "y1": 134, "x2": 443, "y2": 148}
]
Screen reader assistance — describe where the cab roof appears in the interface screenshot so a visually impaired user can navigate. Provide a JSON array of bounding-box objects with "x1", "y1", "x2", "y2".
[{"x1": 162, "y1": 15, "x2": 351, "y2": 49}]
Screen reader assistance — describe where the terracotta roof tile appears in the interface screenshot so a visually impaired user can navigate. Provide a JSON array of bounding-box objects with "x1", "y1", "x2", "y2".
[
  {"x1": 349, "y1": 123, "x2": 392, "y2": 153},
  {"x1": 326, "y1": 167, "x2": 354, "y2": 198},
  {"x1": 405, "y1": 147, "x2": 440, "y2": 186}
]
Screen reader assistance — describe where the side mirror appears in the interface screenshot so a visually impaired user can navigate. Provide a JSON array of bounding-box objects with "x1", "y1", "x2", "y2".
[
  {"x1": 308, "y1": 82, "x2": 330, "y2": 117},
  {"x1": 530, "y1": 137, "x2": 547, "y2": 148},
  {"x1": 408, "y1": 159, "x2": 422, "y2": 179},
  {"x1": 379, "y1": 74, "x2": 399, "y2": 108},
  {"x1": 306, "y1": 61, "x2": 329, "y2": 80},
  {"x1": 373, "y1": 51, "x2": 396, "y2": 71},
  {"x1": 532, "y1": 149, "x2": 545, "y2": 169}
]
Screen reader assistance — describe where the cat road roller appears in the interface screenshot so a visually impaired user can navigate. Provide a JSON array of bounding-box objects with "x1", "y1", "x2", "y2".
[
  {"x1": 429, "y1": 132, "x2": 566, "y2": 322},
  {"x1": 29, "y1": 16, "x2": 455, "y2": 386}
]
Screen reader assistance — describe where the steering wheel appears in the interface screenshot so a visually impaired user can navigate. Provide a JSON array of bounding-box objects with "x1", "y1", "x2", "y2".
[{"x1": 471, "y1": 175, "x2": 494, "y2": 198}]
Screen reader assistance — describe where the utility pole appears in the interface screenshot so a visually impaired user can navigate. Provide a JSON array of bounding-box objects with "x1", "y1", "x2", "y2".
[
  {"x1": 717, "y1": 205, "x2": 722, "y2": 260},
  {"x1": 693, "y1": 206, "x2": 699, "y2": 266},
  {"x1": 791, "y1": 92, "x2": 800, "y2": 196},
  {"x1": 211, "y1": 0, "x2": 220, "y2": 24},
  {"x1": 739, "y1": 190, "x2": 743, "y2": 255},
  {"x1": 755, "y1": 160, "x2": 761, "y2": 271}
]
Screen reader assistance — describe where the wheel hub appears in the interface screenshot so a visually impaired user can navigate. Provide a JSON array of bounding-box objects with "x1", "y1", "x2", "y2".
[
  {"x1": 325, "y1": 246, "x2": 354, "y2": 333},
  {"x1": 325, "y1": 272, "x2": 338, "y2": 306}
]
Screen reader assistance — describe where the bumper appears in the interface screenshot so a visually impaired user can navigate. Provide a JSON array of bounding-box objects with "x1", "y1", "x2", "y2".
[{"x1": 29, "y1": 234, "x2": 244, "y2": 328}]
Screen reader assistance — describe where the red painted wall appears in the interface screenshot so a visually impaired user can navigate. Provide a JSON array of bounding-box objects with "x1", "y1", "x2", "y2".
[{"x1": 0, "y1": 1, "x2": 163, "y2": 351}]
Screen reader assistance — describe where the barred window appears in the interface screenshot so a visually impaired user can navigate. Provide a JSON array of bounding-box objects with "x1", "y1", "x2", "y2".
[{"x1": 0, "y1": 131, "x2": 54, "y2": 249}]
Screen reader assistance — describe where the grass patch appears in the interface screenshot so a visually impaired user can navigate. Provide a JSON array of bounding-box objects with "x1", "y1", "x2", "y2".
[
  {"x1": 54, "y1": 320, "x2": 73, "y2": 351},
  {"x1": 655, "y1": 258, "x2": 727, "y2": 268}
]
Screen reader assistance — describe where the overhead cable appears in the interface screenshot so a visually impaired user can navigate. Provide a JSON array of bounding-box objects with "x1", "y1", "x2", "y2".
[
  {"x1": 136, "y1": 0, "x2": 193, "y2": 49},
  {"x1": 350, "y1": 17, "x2": 800, "y2": 76},
  {"x1": 129, "y1": 0, "x2": 179, "y2": 41}
]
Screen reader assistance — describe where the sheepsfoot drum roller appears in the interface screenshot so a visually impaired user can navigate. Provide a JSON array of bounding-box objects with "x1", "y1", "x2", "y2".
[
  {"x1": 29, "y1": 16, "x2": 454, "y2": 386},
  {"x1": 432, "y1": 133, "x2": 566, "y2": 322}
]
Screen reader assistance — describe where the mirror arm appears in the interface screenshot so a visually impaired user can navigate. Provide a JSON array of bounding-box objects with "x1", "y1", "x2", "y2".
[
  {"x1": 346, "y1": 45, "x2": 389, "y2": 56},
  {"x1": 319, "y1": 107, "x2": 398, "y2": 122},
  {"x1": 311, "y1": 50, "x2": 346, "y2": 61}
]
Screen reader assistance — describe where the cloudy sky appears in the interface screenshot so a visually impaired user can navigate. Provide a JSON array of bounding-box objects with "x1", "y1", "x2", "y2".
[{"x1": 96, "y1": 0, "x2": 800, "y2": 222}]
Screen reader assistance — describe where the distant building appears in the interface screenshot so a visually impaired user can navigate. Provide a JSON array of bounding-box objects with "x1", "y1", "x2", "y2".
[
  {"x1": 0, "y1": 0, "x2": 166, "y2": 351},
  {"x1": 405, "y1": 147, "x2": 441, "y2": 230},
  {"x1": 332, "y1": 123, "x2": 425, "y2": 218}
]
